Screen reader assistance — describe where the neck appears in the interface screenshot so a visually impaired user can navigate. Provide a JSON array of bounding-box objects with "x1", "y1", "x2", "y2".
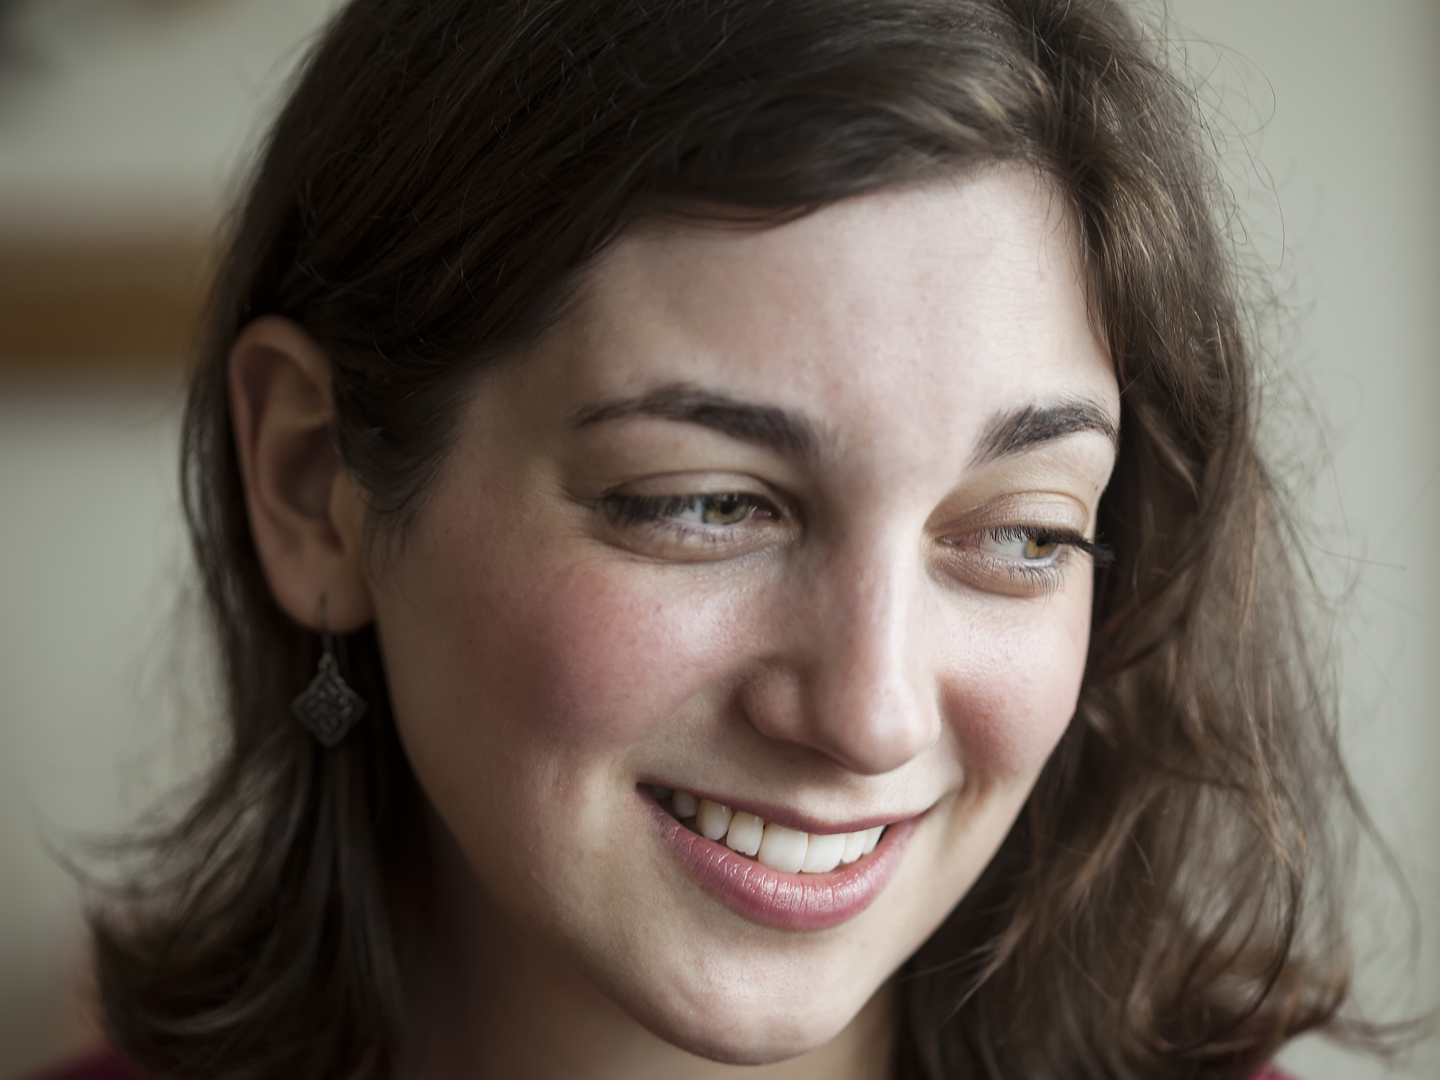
[{"x1": 410, "y1": 830, "x2": 896, "y2": 1080}]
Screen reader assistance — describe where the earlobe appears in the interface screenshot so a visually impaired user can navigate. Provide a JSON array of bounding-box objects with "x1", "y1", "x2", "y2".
[{"x1": 228, "y1": 316, "x2": 375, "y2": 633}]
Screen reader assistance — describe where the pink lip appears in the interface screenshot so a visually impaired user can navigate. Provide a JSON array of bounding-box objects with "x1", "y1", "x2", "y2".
[{"x1": 645, "y1": 797, "x2": 918, "y2": 931}]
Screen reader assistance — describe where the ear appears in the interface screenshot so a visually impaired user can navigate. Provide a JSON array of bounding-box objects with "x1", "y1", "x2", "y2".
[{"x1": 229, "y1": 316, "x2": 374, "y2": 633}]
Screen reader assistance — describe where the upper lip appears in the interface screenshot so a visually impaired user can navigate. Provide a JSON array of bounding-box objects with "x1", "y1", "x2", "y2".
[{"x1": 642, "y1": 782, "x2": 924, "y2": 835}]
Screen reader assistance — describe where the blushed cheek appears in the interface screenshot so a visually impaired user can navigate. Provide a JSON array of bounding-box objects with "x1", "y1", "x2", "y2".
[
  {"x1": 448, "y1": 557, "x2": 748, "y2": 754},
  {"x1": 940, "y1": 599, "x2": 1092, "y2": 783}
]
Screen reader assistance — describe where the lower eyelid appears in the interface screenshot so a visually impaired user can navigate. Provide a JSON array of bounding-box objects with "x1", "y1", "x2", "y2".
[{"x1": 934, "y1": 541, "x2": 1074, "y2": 596}]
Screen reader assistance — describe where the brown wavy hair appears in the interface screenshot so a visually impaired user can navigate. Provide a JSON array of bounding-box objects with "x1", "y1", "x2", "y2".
[{"x1": 90, "y1": 0, "x2": 1361, "y2": 1076}]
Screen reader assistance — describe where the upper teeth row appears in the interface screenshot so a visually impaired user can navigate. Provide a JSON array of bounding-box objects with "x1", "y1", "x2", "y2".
[{"x1": 662, "y1": 789, "x2": 884, "y2": 874}]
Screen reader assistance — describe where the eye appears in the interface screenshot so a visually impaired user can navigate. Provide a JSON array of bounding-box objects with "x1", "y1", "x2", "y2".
[
  {"x1": 979, "y1": 525, "x2": 1066, "y2": 563},
  {"x1": 602, "y1": 492, "x2": 775, "y2": 528},
  {"x1": 594, "y1": 488, "x2": 789, "y2": 561},
  {"x1": 681, "y1": 493, "x2": 762, "y2": 526},
  {"x1": 937, "y1": 523, "x2": 1109, "y2": 597}
]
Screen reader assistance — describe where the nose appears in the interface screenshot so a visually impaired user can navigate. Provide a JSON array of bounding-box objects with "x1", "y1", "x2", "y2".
[{"x1": 741, "y1": 541, "x2": 941, "y2": 776}]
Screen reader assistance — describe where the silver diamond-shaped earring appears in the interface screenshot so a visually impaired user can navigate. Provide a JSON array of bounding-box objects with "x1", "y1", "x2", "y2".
[{"x1": 290, "y1": 599, "x2": 366, "y2": 747}]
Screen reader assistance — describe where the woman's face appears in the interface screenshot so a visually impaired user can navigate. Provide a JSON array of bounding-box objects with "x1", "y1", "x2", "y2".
[{"x1": 371, "y1": 168, "x2": 1119, "y2": 1062}]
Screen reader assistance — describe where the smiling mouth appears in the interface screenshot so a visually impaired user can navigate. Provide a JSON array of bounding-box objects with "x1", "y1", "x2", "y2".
[{"x1": 648, "y1": 785, "x2": 886, "y2": 875}]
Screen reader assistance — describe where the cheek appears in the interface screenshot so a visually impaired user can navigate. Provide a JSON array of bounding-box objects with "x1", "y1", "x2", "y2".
[
  {"x1": 383, "y1": 515, "x2": 745, "y2": 785},
  {"x1": 939, "y1": 591, "x2": 1092, "y2": 783},
  {"x1": 467, "y1": 562, "x2": 741, "y2": 751}
]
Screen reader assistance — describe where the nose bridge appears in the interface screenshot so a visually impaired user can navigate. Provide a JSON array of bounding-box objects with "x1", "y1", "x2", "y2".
[{"x1": 794, "y1": 532, "x2": 939, "y2": 775}]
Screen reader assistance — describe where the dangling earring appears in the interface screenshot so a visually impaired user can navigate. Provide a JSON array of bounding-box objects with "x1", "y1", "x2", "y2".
[{"x1": 290, "y1": 596, "x2": 367, "y2": 748}]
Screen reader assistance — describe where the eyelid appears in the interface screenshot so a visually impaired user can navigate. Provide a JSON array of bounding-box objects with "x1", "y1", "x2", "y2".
[
  {"x1": 930, "y1": 490, "x2": 1093, "y2": 539},
  {"x1": 588, "y1": 469, "x2": 783, "y2": 499}
]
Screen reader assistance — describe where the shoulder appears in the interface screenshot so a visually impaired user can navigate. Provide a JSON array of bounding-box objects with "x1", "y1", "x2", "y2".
[{"x1": 27, "y1": 1050, "x2": 147, "y2": 1080}]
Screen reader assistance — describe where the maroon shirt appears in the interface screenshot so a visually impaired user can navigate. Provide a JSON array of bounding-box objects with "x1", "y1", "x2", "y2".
[
  {"x1": 29, "y1": 1052, "x2": 145, "y2": 1080},
  {"x1": 32, "y1": 1049, "x2": 1301, "y2": 1079}
]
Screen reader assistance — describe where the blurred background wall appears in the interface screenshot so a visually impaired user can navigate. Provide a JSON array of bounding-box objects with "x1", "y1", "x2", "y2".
[
  {"x1": 0, "y1": 2, "x2": 346, "y2": 1073},
  {"x1": 0, "y1": 1, "x2": 1435, "y2": 1077}
]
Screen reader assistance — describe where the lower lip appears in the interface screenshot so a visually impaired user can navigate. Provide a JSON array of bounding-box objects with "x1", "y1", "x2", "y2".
[{"x1": 645, "y1": 797, "x2": 918, "y2": 931}]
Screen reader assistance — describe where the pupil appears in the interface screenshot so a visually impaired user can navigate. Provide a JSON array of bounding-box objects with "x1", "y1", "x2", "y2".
[
  {"x1": 1026, "y1": 533, "x2": 1057, "y2": 558},
  {"x1": 704, "y1": 494, "x2": 746, "y2": 523}
]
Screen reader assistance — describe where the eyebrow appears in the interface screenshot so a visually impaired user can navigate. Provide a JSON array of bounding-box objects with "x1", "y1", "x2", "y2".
[
  {"x1": 569, "y1": 383, "x2": 821, "y2": 459},
  {"x1": 969, "y1": 400, "x2": 1119, "y2": 465},
  {"x1": 570, "y1": 382, "x2": 1116, "y2": 466}
]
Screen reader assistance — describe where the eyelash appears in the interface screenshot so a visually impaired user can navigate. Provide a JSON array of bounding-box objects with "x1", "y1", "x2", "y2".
[{"x1": 599, "y1": 492, "x2": 778, "y2": 533}]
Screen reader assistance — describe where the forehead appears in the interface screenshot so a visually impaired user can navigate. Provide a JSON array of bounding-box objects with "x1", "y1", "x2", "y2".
[{"x1": 546, "y1": 166, "x2": 1117, "y2": 446}]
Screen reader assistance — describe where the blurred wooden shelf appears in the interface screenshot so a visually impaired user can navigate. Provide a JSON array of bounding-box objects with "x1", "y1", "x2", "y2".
[{"x1": 0, "y1": 235, "x2": 216, "y2": 375}]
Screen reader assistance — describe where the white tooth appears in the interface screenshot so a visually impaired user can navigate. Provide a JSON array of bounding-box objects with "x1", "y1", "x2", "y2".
[
  {"x1": 801, "y1": 832, "x2": 845, "y2": 874},
  {"x1": 671, "y1": 790, "x2": 697, "y2": 818},
  {"x1": 725, "y1": 811, "x2": 764, "y2": 857},
  {"x1": 757, "y1": 823, "x2": 809, "y2": 873},
  {"x1": 696, "y1": 799, "x2": 732, "y2": 840},
  {"x1": 861, "y1": 825, "x2": 884, "y2": 854},
  {"x1": 840, "y1": 830, "x2": 866, "y2": 864}
]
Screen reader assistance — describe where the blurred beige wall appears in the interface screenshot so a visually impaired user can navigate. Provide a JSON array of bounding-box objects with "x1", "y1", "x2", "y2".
[
  {"x1": 0, "y1": 2, "x2": 345, "y2": 1074},
  {"x1": 0, "y1": 1, "x2": 1436, "y2": 1078},
  {"x1": 1150, "y1": 4, "x2": 1440, "y2": 1078},
  {"x1": 0, "y1": 0, "x2": 343, "y2": 236}
]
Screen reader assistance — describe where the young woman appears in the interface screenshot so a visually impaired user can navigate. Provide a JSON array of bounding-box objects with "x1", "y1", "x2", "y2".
[{"x1": 52, "y1": 0, "x2": 1363, "y2": 1076}]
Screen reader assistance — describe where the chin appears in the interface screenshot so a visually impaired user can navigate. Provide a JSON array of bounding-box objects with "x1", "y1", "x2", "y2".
[
  {"x1": 634, "y1": 996, "x2": 855, "y2": 1065},
  {"x1": 594, "y1": 951, "x2": 879, "y2": 1066}
]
